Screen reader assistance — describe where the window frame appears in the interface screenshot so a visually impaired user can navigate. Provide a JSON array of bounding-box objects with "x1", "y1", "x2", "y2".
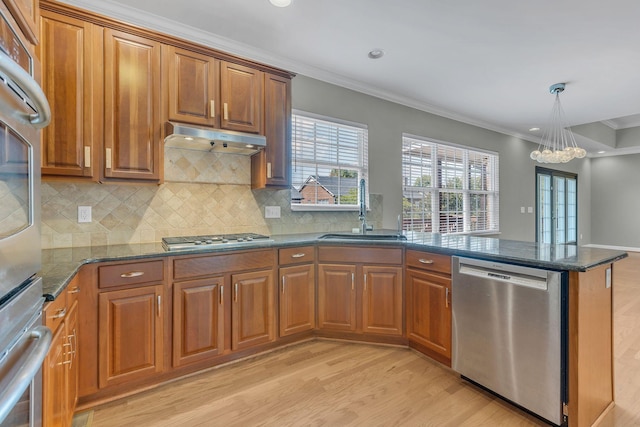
[
  {"x1": 290, "y1": 110, "x2": 369, "y2": 212},
  {"x1": 402, "y1": 133, "x2": 500, "y2": 235}
]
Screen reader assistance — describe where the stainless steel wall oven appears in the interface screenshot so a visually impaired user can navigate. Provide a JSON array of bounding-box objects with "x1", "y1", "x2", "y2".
[{"x1": 0, "y1": 3, "x2": 52, "y2": 426}]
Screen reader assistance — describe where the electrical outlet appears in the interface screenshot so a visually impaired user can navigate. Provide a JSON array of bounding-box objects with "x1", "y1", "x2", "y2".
[
  {"x1": 264, "y1": 206, "x2": 281, "y2": 219},
  {"x1": 527, "y1": 206, "x2": 533, "y2": 214},
  {"x1": 520, "y1": 206, "x2": 525, "y2": 214},
  {"x1": 78, "y1": 206, "x2": 92, "y2": 223}
]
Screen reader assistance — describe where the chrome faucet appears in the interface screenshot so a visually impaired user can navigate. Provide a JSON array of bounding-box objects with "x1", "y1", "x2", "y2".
[{"x1": 359, "y1": 178, "x2": 373, "y2": 234}]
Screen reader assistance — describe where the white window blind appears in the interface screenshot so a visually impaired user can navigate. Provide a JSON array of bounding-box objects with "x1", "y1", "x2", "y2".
[
  {"x1": 402, "y1": 135, "x2": 499, "y2": 234},
  {"x1": 291, "y1": 111, "x2": 368, "y2": 209}
]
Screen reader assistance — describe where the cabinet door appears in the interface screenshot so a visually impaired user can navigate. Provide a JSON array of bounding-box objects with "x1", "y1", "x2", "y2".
[
  {"x1": 98, "y1": 285, "x2": 164, "y2": 388},
  {"x1": 43, "y1": 322, "x2": 66, "y2": 427},
  {"x1": 220, "y1": 61, "x2": 263, "y2": 133},
  {"x1": 103, "y1": 28, "x2": 161, "y2": 180},
  {"x1": 39, "y1": 11, "x2": 97, "y2": 178},
  {"x1": 173, "y1": 277, "x2": 224, "y2": 367},
  {"x1": 406, "y1": 268, "x2": 452, "y2": 362},
  {"x1": 252, "y1": 73, "x2": 291, "y2": 189},
  {"x1": 279, "y1": 264, "x2": 315, "y2": 337},
  {"x1": 231, "y1": 269, "x2": 275, "y2": 351},
  {"x1": 363, "y1": 266, "x2": 403, "y2": 336},
  {"x1": 64, "y1": 300, "x2": 79, "y2": 427},
  {"x1": 164, "y1": 45, "x2": 219, "y2": 127},
  {"x1": 317, "y1": 264, "x2": 357, "y2": 332},
  {"x1": 3, "y1": 0, "x2": 39, "y2": 44}
]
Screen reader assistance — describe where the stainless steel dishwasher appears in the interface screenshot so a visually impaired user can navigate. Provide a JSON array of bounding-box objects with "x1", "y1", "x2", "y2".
[{"x1": 452, "y1": 257, "x2": 567, "y2": 426}]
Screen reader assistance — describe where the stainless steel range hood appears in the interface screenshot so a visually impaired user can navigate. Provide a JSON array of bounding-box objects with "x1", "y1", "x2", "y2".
[{"x1": 164, "y1": 122, "x2": 266, "y2": 155}]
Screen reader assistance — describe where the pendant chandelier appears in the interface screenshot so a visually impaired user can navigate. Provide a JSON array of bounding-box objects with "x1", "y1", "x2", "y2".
[{"x1": 530, "y1": 83, "x2": 586, "y2": 163}]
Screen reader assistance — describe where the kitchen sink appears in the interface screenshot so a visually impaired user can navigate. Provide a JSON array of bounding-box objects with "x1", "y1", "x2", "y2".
[{"x1": 319, "y1": 233, "x2": 407, "y2": 241}]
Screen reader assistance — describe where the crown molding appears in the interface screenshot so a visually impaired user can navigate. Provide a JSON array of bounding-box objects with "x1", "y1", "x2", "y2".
[{"x1": 57, "y1": 0, "x2": 540, "y2": 146}]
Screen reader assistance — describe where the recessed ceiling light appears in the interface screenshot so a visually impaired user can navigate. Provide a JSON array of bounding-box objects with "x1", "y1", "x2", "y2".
[
  {"x1": 597, "y1": 151, "x2": 606, "y2": 154},
  {"x1": 269, "y1": 0, "x2": 291, "y2": 7},
  {"x1": 368, "y1": 49, "x2": 385, "y2": 59},
  {"x1": 529, "y1": 127, "x2": 540, "y2": 132}
]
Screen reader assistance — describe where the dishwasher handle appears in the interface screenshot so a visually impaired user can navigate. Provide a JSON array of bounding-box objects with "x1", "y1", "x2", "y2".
[{"x1": 458, "y1": 262, "x2": 549, "y2": 291}]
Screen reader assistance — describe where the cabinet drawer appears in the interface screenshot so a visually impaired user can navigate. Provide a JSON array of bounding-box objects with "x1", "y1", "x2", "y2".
[
  {"x1": 173, "y1": 250, "x2": 275, "y2": 280},
  {"x1": 98, "y1": 260, "x2": 165, "y2": 289},
  {"x1": 318, "y1": 246, "x2": 403, "y2": 265},
  {"x1": 279, "y1": 246, "x2": 315, "y2": 265},
  {"x1": 44, "y1": 293, "x2": 67, "y2": 331},
  {"x1": 406, "y1": 250, "x2": 451, "y2": 275}
]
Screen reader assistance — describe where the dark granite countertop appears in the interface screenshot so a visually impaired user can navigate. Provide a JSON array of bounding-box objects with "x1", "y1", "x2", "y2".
[{"x1": 41, "y1": 231, "x2": 627, "y2": 301}]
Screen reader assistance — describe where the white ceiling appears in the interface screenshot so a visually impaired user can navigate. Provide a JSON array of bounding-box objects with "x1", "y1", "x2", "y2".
[{"x1": 65, "y1": 0, "x2": 640, "y2": 154}]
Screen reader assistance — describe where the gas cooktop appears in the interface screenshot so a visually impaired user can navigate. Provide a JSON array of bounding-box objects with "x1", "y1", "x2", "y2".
[{"x1": 162, "y1": 233, "x2": 271, "y2": 251}]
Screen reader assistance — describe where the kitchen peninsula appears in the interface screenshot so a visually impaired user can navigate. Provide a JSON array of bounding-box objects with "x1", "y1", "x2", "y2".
[{"x1": 41, "y1": 232, "x2": 626, "y2": 427}]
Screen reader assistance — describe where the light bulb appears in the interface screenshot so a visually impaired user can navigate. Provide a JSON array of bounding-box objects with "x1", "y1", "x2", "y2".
[{"x1": 269, "y1": 0, "x2": 291, "y2": 7}]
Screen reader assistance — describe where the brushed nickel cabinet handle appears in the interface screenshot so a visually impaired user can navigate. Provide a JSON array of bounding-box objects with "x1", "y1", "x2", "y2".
[
  {"x1": 351, "y1": 273, "x2": 355, "y2": 291},
  {"x1": 223, "y1": 102, "x2": 229, "y2": 120},
  {"x1": 418, "y1": 259, "x2": 434, "y2": 264},
  {"x1": 84, "y1": 146, "x2": 91, "y2": 168},
  {"x1": 291, "y1": 253, "x2": 306, "y2": 258},
  {"x1": 105, "y1": 148, "x2": 112, "y2": 169},
  {"x1": 282, "y1": 277, "x2": 286, "y2": 294},
  {"x1": 446, "y1": 288, "x2": 450, "y2": 308},
  {"x1": 120, "y1": 271, "x2": 144, "y2": 278},
  {"x1": 219, "y1": 285, "x2": 224, "y2": 305},
  {"x1": 157, "y1": 295, "x2": 161, "y2": 317},
  {"x1": 210, "y1": 100, "x2": 215, "y2": 118},
  {"x1": 68, "y1": 286, "x2": 80, "y2": 294},
  {"x1": 267, "y1": 162, "x2": 272, "y2": 179},
  {"x1": 234, "y1": 283, "x2": 238, "y2": 302},
  {"x1": 51, "y1": 308, "x2": 66, "y2": 319},
  {"x1": 364, "y1": 273, "x2": 367, "y2": 292}
]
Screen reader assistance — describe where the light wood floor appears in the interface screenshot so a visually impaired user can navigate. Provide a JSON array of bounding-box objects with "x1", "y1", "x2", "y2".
[{"x1": 79, "y1": 253, "x2": 640, "y2": 427}]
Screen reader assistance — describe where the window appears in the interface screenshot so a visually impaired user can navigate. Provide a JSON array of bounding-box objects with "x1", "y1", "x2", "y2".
[
  {"x1": 291, "y1": 111, "x2": 368, "y2": 210},
  {"x1": 402, "y1": 134, "x2": 499, "y2": 234}
]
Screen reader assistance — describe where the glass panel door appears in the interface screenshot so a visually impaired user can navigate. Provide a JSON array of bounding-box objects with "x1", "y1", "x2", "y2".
[{"x1": 536, "y1": 168, "x2": 577, "y2": 245}]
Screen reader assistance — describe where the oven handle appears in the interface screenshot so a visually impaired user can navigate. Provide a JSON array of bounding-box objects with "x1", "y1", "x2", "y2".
[
  {"x1": 0, "y1": 51, "x2": 51, "y2": 128},
  {"x1": 0, "y1": 326, "x2": 52, "y2": 424}
]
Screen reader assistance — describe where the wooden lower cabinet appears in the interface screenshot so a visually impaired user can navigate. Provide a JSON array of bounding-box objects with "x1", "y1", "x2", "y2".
[
  {"x1": 172, "y1": 277, "x2": 224, "y2": 367},
  {"x1": 406, "y1": 268, "x2": 452, "y2": 364},
  {"x1": 98, "y1": 284, "x2": 165, "y2": 388},
  {"x1": 43, "y1": 294, "x2": 78, "y2": 427},
  {"x1": 317, "y1": 264, "x2": 357, "y2": 332},
  {"x1": 362, "y1": 266, "x2": 403, "y2": 336},
  {"x1": 317, "y1": 248, "x2": 403, "y2": 338},
  {"x1": 231, "y1": 269, "x2": 276, "y2": 351},
  {"x1": 279, "y1": 264, "x2": 315, "y2": 337}
]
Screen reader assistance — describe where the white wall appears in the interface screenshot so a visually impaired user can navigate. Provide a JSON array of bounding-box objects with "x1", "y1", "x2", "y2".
[{"x1": 292, "y1": 75, "x2": 592, "y2": 243}]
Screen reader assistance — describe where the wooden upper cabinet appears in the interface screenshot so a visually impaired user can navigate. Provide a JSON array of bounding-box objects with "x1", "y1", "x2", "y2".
[
  {"x1": 103, "y1": 28, "x2": 161, "y2": 181},
  {"x1": 252, "y1": 72, "x2": 291, "y2": 189},
  {"x1": 163, "y1": 45, "x2": 219, "y2": 127},
  {"x1": 39, "y1": 10, "x2": 98, "y2": 178},
  {"x1": 4, "y1": 0, "x2": 39, "y2": 44},
  {"x1": 220, "y1": 61, "x2": 263, "y2": 133}
]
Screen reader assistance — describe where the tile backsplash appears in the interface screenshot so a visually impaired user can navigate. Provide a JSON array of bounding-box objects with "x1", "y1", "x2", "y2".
[{"x1": 41, "y1": 147, "x2": 382, "y2": 249}]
